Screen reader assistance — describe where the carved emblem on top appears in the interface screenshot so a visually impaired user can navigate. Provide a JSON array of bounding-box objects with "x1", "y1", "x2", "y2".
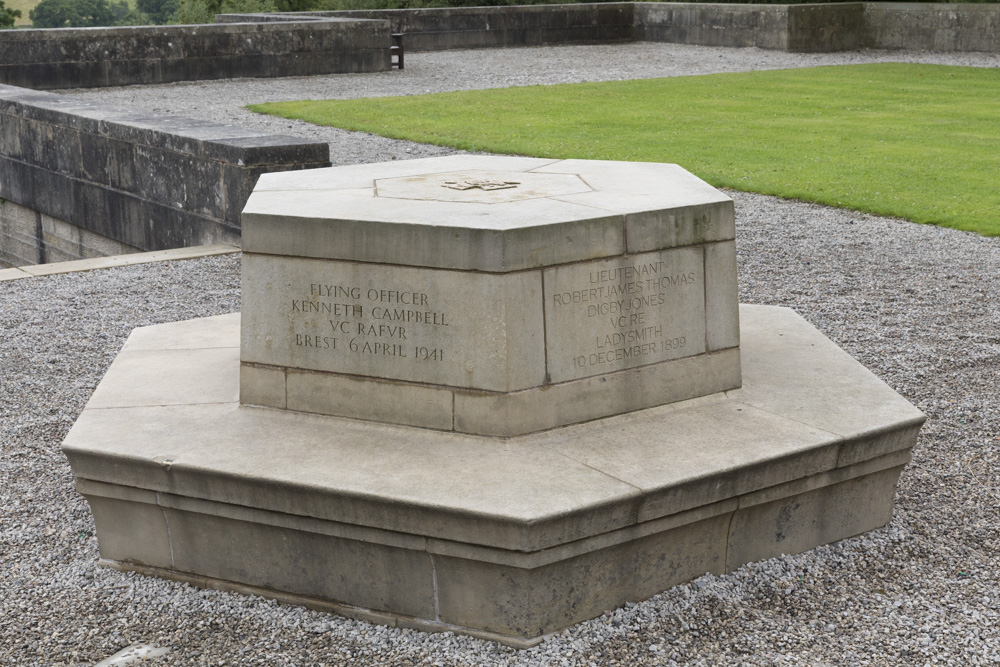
[{"x1": 443, "y1": 179, "x2": 520, "y2": 192}]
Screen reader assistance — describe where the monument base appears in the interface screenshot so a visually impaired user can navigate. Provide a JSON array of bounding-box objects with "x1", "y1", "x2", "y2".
[{"x1": 62, "y1": 305, "x2": 924, "y2": 647}]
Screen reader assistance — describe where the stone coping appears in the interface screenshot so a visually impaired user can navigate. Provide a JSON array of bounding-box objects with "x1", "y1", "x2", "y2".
[
  {"x1": 63, "y1": 304, "x2": 925, "y2": 554},
  {"x1": 0, "y1": 244, "x2": 239, "y2": 282},
  {"x1": 242, "y1": 155, "x2": 734, "y2": 272}
]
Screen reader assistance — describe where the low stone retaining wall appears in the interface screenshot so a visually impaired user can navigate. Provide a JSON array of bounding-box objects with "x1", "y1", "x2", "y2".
[
  {"x1": 261, "y1": 4, "x2": 636, "y2": 51},
  {"x1": 0, "y1": 199, "x2": 139, "y2": 268},
  {"x1": 227, "y1": 2, "x2": 999, "y2": 54},
  {"x1": 635, "y1": 2, "x2": 865, "y2": 52},
  {"x1": 864, "y1": 2, "x2": 1000, "y2": 52},
  {"x1": 0, "y1": 18, "x2": 390, "y2": 91},
  {"x1": 0, "y1": 84, "x2": 329, "y2": 266}
]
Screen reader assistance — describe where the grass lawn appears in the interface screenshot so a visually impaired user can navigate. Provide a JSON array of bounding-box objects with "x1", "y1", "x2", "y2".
[
  {"x1": 249, "y1": 63, "x2": 1000, "y2": 236},
  {"x1": 5, "y1": 0, "x2": 37, "y2": 26}
]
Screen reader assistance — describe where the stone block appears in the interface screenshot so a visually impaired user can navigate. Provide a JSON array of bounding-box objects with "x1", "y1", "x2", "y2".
[
  {"x1": 87, "y1": 347, "x2": 240, "y2": 409},
  {"x1": 78, "y1": 481, "x2": 172, "y2": 569},
  {"x1": 80, "y1": 133, "x2": 137, "y2": 191},
  {"x1": 727, "y1": 464, "x2": 905, "y2": 569},
  {"x1": 207, "y1": 134, "x2": 330, "y2": 168},
  {"x1": 241, "y1": 253, "x2": 546, "y2": 393},
  {"x1": 241, "y1": 157, "x2": 740, "y2": 435},
  {"x1": 433, "y1": 512, "x2": 730, "y2": 638},
  {"x1": 0, "y1": 156, "x2": 34, "y2": 205},
  {"x1": 542, "y1": 245, "x2": 706, "y2": 383},
  {"x1": 240, "y1": 364, "x2": 287, "y2": 409},
  {"x1": 132, "y1": 144, "x2": 224, "y2": 216},
  {"x1": 705, "y1": 240, "x2": 740, "y2": 351},
  {"x1": 286, "y1": 369, "x2": 454, "y2": 430},
  {"x1": 162, "y1": 506, "x2": 437, "y2": 619},
  {"x1": 732, "y1": 304, "x2": 927, "y2": 443},
  {"x1": 453, "y1": 348, "x2": 740, "y2": 437},
  {"x1": 63, "y1": 304, "x2": 925, "y2": 645}
]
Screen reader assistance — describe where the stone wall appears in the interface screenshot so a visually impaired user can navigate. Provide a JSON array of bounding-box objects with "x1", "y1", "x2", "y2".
[
  {"x1": 0, "y1": 84, "x2": 330, "y2": 264},
  {"x1": 635, "y1": 2, "x2": 790, "y2": 49},
  {"x1": 223, "y1": 4, "x2": 635, "y2": 51},
  {"x1": 0, "y1": 18, "x2": 390, "y2": 90},
  {"x1": 230, "y1": 2, "x2": 999, "y2": 54},
  {"x1": 0, "y1": 199, "x2": 140, "y2": 269},
  {"x1": 863, "y1": 2, "x2": 1000, "y2": 52}
]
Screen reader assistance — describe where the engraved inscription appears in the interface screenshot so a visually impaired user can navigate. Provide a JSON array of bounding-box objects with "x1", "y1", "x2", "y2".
[
  {"x1": 291, "y1": 283, "x2": 448, "y2": 363},
  {"x1": 241, "y1": 255, "x2": 546, "y2": 392},
  {"x1": 544, "y1": 247, "x2": 706, "y2": 383}
]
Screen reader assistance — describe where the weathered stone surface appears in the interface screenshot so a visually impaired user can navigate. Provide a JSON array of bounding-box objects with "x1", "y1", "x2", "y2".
[
  {"x1": 63, "y1": 304, "x2": 925, "y2": 644},
  {"x1": 543, "y1": 245, "x2": 706, "y2": 383},
  {"x1": 0, "y1": 19, "x2": 390, "y2": 90},
  {"x1": 241, "y1": 253, "x2": 546, "y2": 393},
  {"x1": 0, "y1": 83, "x2": 330, "y2": 262},
  {"x1": 241, "y1": 156, "x2": 739, "y2": 434},
  {"x1": 318, "y1": 4, "x2": 633, "y2": 51}
]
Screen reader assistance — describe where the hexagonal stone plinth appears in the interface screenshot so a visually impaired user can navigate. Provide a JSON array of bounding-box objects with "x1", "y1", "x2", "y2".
[
  {"x1": 62, "y1": 306, "x2": 925, "y2": 647},
  {"x1": 240, "y1": 155, "x2": 740, "y2": 437}
]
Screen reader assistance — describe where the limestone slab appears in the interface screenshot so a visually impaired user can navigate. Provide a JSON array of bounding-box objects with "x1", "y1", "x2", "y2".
[
  {"x1": 63, "y1": 303, "x2": 925, "y2": 645},
  {"x1": 375, "y1": 169, "x2": 592, "y2": 204},
  {"x1": 121, "y1": 312, "x2": 240, "y2": 352},
  {"x1": 242, "y1": 196, "x2": 625, "y2": 272},
  {"x1": 86, "y1": 347, "x2": 239, "y2": 409},
  {"x1": 732, "y1": 305, "x2": 926, "y2": 446},
  {"x1": 726, "y1": 465, "x2": 904, "y2": 570},
  {"x1": 240, "y1": 253, "x2": 545, "y2": 393},
  {"x1": 705, "y1": 240, "x2": 740, "y2": 352},
  {"x1": 64, "y1": 401, "x2": 644, "y2": 552},
  {"x1": 453, "y1": 348, "x2": 741, "y2": 437},
  {"x1": 241, "y1": 157, "x2": 734, "y2": 272},
  {"x1": 18, "y1": 243, "x2": 239, "y2": 276},
  {"x1": 286, "y1": 369, "x2": 454, "y2": 431},
  {"x1": 542, "y1": 245, "x2": 706, "y2": 382},
  {"x1": 250, "y1": 155, "x2": 561, "y2": 193},
  {"x1": 536, "y1": 399, "x2": 840, "y2": 522},
  {"x1": 0, "y1": 267, "x2": 29, "y2": 280}
]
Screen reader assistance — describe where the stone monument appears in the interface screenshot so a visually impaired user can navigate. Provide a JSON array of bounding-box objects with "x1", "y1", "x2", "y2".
[
  {"x1": 63, "y1": 155, "x2": 925, "y2": 646},
  {"x1": 239, "y1": 156, "x2": 740, "y2": 436}
]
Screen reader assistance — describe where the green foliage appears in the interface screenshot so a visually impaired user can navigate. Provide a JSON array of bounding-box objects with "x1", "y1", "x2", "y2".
[
  {"x1": 29, "y1": 0, "x2": 118, "y2": 26},
  {"x1": 0, "y1": 0, "x2": 20, "y2": 27},
  {"x1": 250, "y1": 63, "x2": 1000, "y2": 237},
  {"x1": 176, "y1": 0, "x2": 272, "y2": 23},
  {"x1": 136, "y1": 0, "x2": 177, "y2": 23}
]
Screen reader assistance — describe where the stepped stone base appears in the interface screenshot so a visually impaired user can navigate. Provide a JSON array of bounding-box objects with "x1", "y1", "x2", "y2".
[{"x1": 62, "y1": 304, "x2": 924, "y2": 647}]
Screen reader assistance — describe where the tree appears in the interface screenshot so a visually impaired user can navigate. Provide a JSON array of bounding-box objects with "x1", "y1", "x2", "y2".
[
  {"x1": 176, "y1": 0, "x2": 273, "y2": 24},
  {"x1": 0, "y1": 0, "x2": 21, "y2": 28},
  {"x1": 30, "y1": 0, "x2": 116, "y2": 27},
  {"x1": 136, "y1": 0, "x2": 179, "y2": 24}
]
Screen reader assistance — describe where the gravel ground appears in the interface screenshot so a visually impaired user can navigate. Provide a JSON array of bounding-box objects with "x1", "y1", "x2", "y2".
[{"x1": 2, "y1": 44, "x2": 997, "y2": 665}]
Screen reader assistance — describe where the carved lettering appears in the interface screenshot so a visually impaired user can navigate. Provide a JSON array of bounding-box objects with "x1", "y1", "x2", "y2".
[
  {"x1": 546, "y1": 248, "x2": 704, "y2": 381},
  {"x1": 290, "y1": 282, "x2": 447, "y2": 362}
]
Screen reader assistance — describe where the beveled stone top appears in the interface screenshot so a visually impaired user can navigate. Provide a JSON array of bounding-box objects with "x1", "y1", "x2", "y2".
[
  {"x1": 241, "y1": 155, "x2": 735, "y2": 272},
  {"x1": 64, "y1": 306, "x2": 925, "y2": 552}
]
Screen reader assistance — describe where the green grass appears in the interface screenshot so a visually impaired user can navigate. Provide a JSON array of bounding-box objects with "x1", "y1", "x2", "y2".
[
  {"x1": 249, "y1": 63, "x2": 1000, "y2": 236},
  {"x1": 5, "y1": 0, "x2": 38, "y2": 25}
]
